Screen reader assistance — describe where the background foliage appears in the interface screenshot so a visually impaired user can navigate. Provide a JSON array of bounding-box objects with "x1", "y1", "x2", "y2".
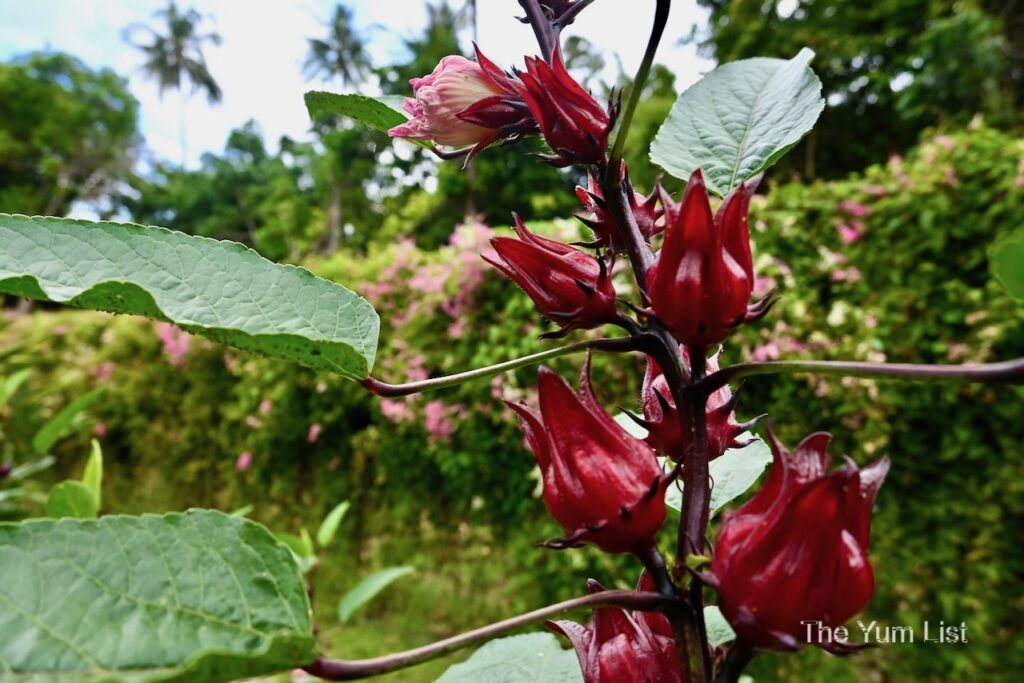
[
  {"x1": 2, "y1": 124, "x2": 1022, "y2": 681},
  {"x1": 2, "y1": 0, "x2": 1023, "y2": 680}
]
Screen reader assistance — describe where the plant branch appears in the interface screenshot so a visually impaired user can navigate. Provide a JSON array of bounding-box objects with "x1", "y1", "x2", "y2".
[
  {"x1": 361, "y1": 337, "x2": 638, "y2": 397},
  {"x1": 608, "y1": 0, "x2": 671, "y2": 168},
  {"x1": 555, "y1": 0, "x2": 597, "y2": 29},
  {"x1": 715, "y1": 639, "x2": 755, "y2": 683},
  {"x1": 520, "y1": 0, "x2": 556, "y2": 59},
  {"x1": 691, "y1": 356, "x2": 1024, "y2": 397},
  {"x1": 304, "y1": 590, "x2": 670, "y2": 681}
]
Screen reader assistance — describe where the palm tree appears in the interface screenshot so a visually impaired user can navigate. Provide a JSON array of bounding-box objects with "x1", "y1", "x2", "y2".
[
  {"x1": 123, "y1": 2, "x2": 222, "y2": 165},
  {"x1": 303, "y1": 6, "x2": 372, "y2": 88}
]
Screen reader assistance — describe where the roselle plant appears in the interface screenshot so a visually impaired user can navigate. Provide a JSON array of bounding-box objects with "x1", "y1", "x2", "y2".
[{"x1": 0, "y1": 1, "x2": 1022, "y2": 682}]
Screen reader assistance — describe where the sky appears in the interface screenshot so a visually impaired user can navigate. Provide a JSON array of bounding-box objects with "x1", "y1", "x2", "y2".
[{"x1": 0, "y1": 0, "x2": 713, "y2": 169}]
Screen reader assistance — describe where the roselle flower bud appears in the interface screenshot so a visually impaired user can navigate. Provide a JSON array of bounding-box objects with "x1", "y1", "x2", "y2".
[
  {"x1": 506, "y1": 361, "x2": 668, "y2": 553},
  {"x1": 389, "y1": 49, "x2": 532, "y2": 157},
  {"x1": 514, "y1": 51, "x2": 613, "y2": 166},
  {"x1": 484, "y1": 216, "x2": 618, "y2": 337},
  {"x1": 576, "y1": 164, "x2": 663, "y2": 250},
  {"x1": 635, "y1": 347, "x2": 760, "y2": 462},
  {"x1": 647, "y1": 170, "x2": 771, "y2": 347},
  {"x1": 548, "y1": 575, "x2": 681, "y2": 682},
  {"x1": 707, "y1": 430, "x2": 890, "y2": 652}
]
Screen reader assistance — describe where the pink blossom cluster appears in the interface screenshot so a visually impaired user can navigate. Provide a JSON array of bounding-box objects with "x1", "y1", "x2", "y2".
[{"x1": 155, "y1": 322, "x2": 192, "y2": 366}]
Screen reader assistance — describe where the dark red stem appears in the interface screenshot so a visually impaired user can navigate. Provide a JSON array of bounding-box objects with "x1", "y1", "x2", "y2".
[
  {"x1": 304, "y1": 590, "x2": 670, "y2": 680},
  {"x1": 691, "y1": 356, "x2": 1024, "y2": 398}
]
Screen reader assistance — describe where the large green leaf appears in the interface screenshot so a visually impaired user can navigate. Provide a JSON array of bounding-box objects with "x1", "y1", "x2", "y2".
[
  {"x1": 664, "y1": 439, "x2": 773, "y2": 517},
  {"x1": 31, "y1": 387, "x2": 104, "y2": 455},
  {"x1": 0, "y1": 215, "x2": 379, "y2": 379},
  {"x1": 990, "y1": 229, "x2": 1024, "y2": 300},
  {"x1": 0, "y1": 510, "x2": 315, "y2": 682},
  {"x1": 304, "y1": 92, "x2": 432, "y2": 149},
  {"x1": 650, "y1": 48, "x2": 824, "y2": 196},
  {"x1": 437, "y1": 633, "x2": 582, "y2": 683},
  {"x1": 337, "y1": 566, "x2": 414, "y2": 623}
]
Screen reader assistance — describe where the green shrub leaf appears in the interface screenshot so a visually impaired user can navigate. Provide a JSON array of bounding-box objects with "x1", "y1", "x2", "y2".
[
  {"x1": 31, "y1": 387, "x2": 104, "y2": 455},
  {"x1": 304, "y1": 92, "x2": 432, "y2": 149},
  {"x1": 437, "y1": 633, "x2": 582, "y2": 683},
  {"x1": 82, "y1": 440, "x2": 103, "y2": 509},
  {"x1": 0, "y1": 214, "x2": 379, "y2": 379},
  {"x1": 990, "y1": 229, "x2": 1024, "y2": 300},
  {"x1": 0, "y1": 510, "x2": 315, "y2": 682},
  {"x1": 44, "y1": 481, "x2": 98, "y2": 519},
  {"x1": 704, "y1": 605, "x2": 737, "y2": 647},
  {"x1": 665, "y1": 438, "x2": 773, "y2": 517},
  {"x1": 316, "y1": 500, "x2": 350, "y2": 548},
  {"x1": 650, "y1": 48, "x2": 824, "y2": 195},
  {"x1": 338, "y1": 566, "x2": 414, "y2": 623}
]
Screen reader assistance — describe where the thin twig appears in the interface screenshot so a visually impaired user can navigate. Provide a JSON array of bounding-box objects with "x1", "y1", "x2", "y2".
[
  {"x1": 691, "y1": 356, "x2": 1024, "y2": 398},
  {"x1": 304, "y1": 590, "x2": 671, "y2": 680},
  {"x1": 360, "y1": 337, "x2": 639, "y2": 397},
  {"x1": 608, "y1": 0, "x2": 671, "y2": 168}
]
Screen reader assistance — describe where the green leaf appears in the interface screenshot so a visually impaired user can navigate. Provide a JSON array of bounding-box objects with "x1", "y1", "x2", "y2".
[
  {"x1": 704, "y1": 605, "x2": 737, "y2": 647},
  {"x1": 0, "y1": 510, "x2": 315, "y2": 682},
  {"x1": 0, "y1": 214, "x2": 379, "y2": 379},
  {"x1": 229, "y1": 504, "x2": 254, "y2": 518},
  {"x1": 650, "y1": 48, "x2": 824, "y2": 195},
  {"x1": 45, "y1": 480, "x2": 98, "y2": 519},
  {"x1": 7, "y1": 455, "x2": 55, "y2": 483},
  {"x1": 31, "y1": 387, "x2": 104, "y2": 455},
  {"x1": 0, "y1": 369, "x2": 31, "y2": 409},
  {"x1": 82, "y1": 440, "x2": 103, "y2": 509},
  {"x1": 990, "y1": 229, "x2": 1024, "y2": 300},
  {"x1": 304, "y1": 91, "x2": 432, "y2": 149},
  {"x1": 338, "y1": 566, "x2": 414, "y2": 623},
  {"x1": 276, "y1": 529, "x2": 317, "y2": 575},
  {"x1": 316, "y1": 500, "x2": 350, "y2": 548},
  {"x1": 665, "y1": 438, "x2": 773, "y2": 517},
  {"x1": 437, "y1": 633, "x2": 582, "y2": 683}
]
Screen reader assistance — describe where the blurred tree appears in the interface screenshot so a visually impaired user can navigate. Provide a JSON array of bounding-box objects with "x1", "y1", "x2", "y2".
[
  {"x1": 304, "y1": 5, "x2": 373, "y2": 88},
  {"x1": 0, "y1": 52, "x2": 139, "y2": 217},
  {"x1": 303, "y1": 5, "x2": 383, "y2": 253},
  {"x1": 692, "y1": 0, "x2": 1017, "y2": 177},
  {"x1": 123, "y1": 2, "x2": 222, "y2": 164},
  {"x1": 125, "y1": 121, "x2": 325, "y2": 261}
]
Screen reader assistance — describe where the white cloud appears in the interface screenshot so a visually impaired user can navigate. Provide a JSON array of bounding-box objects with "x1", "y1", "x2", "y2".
[{"x1": 0, "y1": 0, "x2": 713, "y2": 168}]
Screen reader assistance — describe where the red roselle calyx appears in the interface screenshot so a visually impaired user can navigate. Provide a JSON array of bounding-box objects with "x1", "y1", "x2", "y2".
[
  {"x1": 513, "y1": 50, "x2": 614, "y2": 166},
  {"x1": 389, "y1": 48, "x2": 534, "y2": 158},
  {"x1": 576, "y1": 164, "x2": 663, "y2": 250},
  {"x1": 506, "y1": 360, "x2": 669, "y2": 554},
  {"x1": 632, "y1": 347, "x2": 761, "y2": 462},
  {"x1": 707, "y1": 429, "x2": 891, "y2": 652},
  {"x1": 484, "y1": 215, "x2": 618, "y2": 337},
  {"x1": 548, "y1": 575, "x2": 681, "y2": 683},
  {"x1": 647, "y1": 169, "x2": 772, "y2": 347}
]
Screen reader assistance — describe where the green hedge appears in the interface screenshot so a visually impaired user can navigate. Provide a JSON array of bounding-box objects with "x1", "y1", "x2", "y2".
[{"x1": 1, "y1": 125, "x2": 1022, "y2": 681}]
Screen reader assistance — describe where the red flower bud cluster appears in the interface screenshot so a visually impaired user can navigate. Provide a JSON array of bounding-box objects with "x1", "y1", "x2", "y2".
[
  {"x1": 708, "y1": 430, "x2": 890, "y2": 652},
  {"x1": 549, "y1": 575, "x2": 681, "y2": 683},
  {"x1": 506, "y1": 360, "x2": 668, "y2": 554},
  {"x1": 648, "y1": 170, "x2": 771, "y2": 347},
  {"x1": 576, "y1": 164, "x2": 663, "y2": 250},
  {"x1": 634, "y1": 347, "x2": 761, "y2": 462},
  {"x1": 513, "y1": 51, "x2": 614, "y2": 166},
  {"x1": 484, "y1": 215, "x2": 618, "y2": 337},
  {"x1": 389, "y1": 47, "x2": 534, "y2": 159}
]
